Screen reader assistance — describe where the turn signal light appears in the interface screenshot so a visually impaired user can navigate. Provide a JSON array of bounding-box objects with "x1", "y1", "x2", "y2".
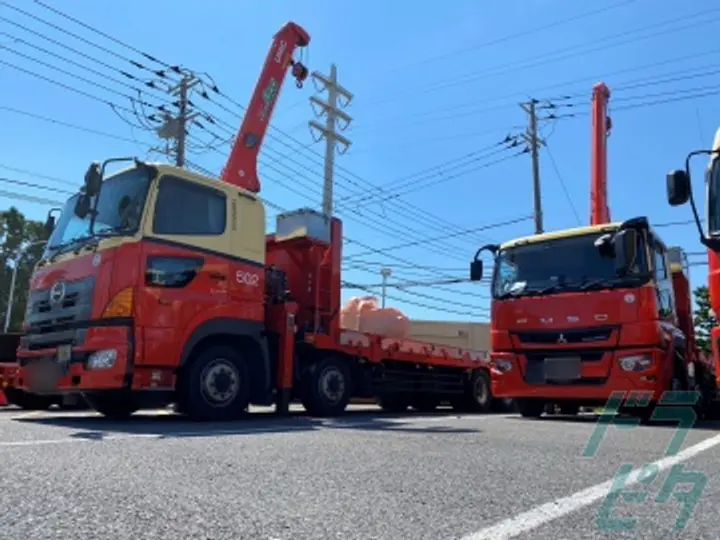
[{"x1": 102, "y1": 287, "x2": 133, "y2": 318}]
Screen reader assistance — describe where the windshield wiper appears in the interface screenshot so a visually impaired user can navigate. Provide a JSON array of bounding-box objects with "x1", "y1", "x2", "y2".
[
  {"x1": 579, "y1": 276, "x2": 635, "y2": 291},
  {"x1": 46, "y1": 235, "x2": 94, "y2": 262}
]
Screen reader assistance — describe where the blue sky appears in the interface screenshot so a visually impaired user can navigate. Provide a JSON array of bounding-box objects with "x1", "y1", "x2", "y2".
[{"x1": 1, "y1": 0, "x2": 717, "y2": 322}]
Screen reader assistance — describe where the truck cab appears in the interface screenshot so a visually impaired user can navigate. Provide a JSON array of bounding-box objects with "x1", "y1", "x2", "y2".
[
  {"x1": 667, "y1": 126, "x2": 720, "y2": 387},
  {"x1": 472, "y1": 218, "x2": 692, "y2": 417},
  {"x1": 17, "y1": 160, "x2": 271, "y2": 417}
]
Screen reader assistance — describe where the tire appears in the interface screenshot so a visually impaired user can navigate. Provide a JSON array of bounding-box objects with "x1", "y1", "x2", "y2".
[
  {"x1": 517, "y1": 398, "x2": 545, "y2": 418},
  {"x1": 83, "y1": 393, "x2": 139, "y2": 420},
  {"x1": 411, "y1": 395, "x2": 441, "y2": 413},
  {"x1": 5, "y1": 388, "x2": 55, "y2": 410},
  {"x1": 177, "y1": 345, "x2": 251, "y2": 422},
  {"x1": 452, "y1": 370, "x2": 491, "y2": 413},
  {"x1": 559, "y1": 404, "x2": 579, "y2": 415},
  {"x1": 491, "y1": 397, "x2": 516, "y2": 413},
  {"x1": 300, "y1": 356, "x2": 352, "y2": 417},
  {"x1": 377, "y1": 394, "x2": 409, "y2": 413}
]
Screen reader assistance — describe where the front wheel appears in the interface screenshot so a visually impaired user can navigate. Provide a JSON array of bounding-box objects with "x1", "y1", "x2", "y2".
[
  {"x1": 301, "y1": 357, "x2": 352, "y2": 417},
  {"x1": 177, "y1": 345, "x2": 251, "y2": 422},
  {"x1": 83, "y1": 393, "x2": 139, "y2": 419},
  {"x1": 5, "y1": 388, "x2": 55, "y2": 410},
  {"x1": 517, "y1": 398, "x2": 545, "y2": 419}
]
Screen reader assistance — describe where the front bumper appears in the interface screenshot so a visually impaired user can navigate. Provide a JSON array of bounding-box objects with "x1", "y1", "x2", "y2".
[
  {"x1": 490, "y1": 348, "x2": 667, "y2": 402},
  {"x1": 17, "y1": 322, "x2": 132, "y2": 394}
]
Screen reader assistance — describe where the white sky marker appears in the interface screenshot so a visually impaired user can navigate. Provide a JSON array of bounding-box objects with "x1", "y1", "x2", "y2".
[{"x1": 461, "y1": 433, "x2": 720, "y2": 540}]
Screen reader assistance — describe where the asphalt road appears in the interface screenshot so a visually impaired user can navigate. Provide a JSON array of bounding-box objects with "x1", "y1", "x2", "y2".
[{"x1": 2, "y1": 404, "x2": 720, "y2": 539}]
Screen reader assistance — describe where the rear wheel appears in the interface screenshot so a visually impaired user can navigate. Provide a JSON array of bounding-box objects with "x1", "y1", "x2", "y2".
[
  {"x1": 377, "y1": 394, "x2": 409, "y2": 413},
  {"x1": 517, "y1": 398, "x2": 545, "y2": 418},
  {"x1": 411, "y1": 394, "x2": 441, "y2": 413},
  {"x1": 177, "y1": 345, "x2": 251, "y2": 422},
  {"x1": 558, "y1": 403, "x2": 579, "y2": 416},
  {"x1": 301, "y1": 356, "x2": 352, "y2": 417},
  {"x1": 451, "y1": 370, "x2": 491, "y2": 413}
]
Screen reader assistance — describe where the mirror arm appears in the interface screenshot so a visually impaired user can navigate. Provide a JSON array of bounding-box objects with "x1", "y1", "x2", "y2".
[{"x1": 474, "y1": 243, "x2": 499, "y2": 261}]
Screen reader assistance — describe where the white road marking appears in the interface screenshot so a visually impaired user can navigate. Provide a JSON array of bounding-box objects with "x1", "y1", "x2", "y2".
[
  {"x1": 461, "y1": 432, "x2": 720, "y2": 540},
  {"x1": 0, "y1": 413, "x2": 504, "y2": 448}
]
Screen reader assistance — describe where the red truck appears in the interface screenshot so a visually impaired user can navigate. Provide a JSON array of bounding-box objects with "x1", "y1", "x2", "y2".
[
  {"x1": 666, "y1": 127, "x2": 720, "y2": 400},
  {"x1": 14, "y1": 22, "x2": 494, "y2": 421},
  {"x1": 469, "y1": 83, "x2": 717, "y2": 419}
]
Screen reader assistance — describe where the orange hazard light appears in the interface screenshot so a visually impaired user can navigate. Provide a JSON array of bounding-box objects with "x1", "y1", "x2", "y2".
[{"x1": 102, "y1": 287, "x2": 134, "y2": 318}]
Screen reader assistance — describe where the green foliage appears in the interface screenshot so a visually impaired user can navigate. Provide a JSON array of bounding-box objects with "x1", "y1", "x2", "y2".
[
  {"x1": 693, "y1": 285, "x2": 716, "y2": 356},
  {"x1": 1, "y1": 207, "x2": 48, "y2": 332}
]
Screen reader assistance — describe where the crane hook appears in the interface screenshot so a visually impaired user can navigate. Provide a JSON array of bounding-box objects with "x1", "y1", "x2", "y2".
[{"x1": 291, "y1": 61, "x2": 309, "y2": 90}]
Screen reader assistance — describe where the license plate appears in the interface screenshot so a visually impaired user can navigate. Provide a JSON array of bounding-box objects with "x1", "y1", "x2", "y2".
[
  {"x1": 56, "y1": 344, "x2": 72, "y2": 365},
  {"x1": 544, "y1": 356, "x2": 581, "y2": 380},
  {"x1": 29, "y1": 362, "x2": 60, "y2": 392}
]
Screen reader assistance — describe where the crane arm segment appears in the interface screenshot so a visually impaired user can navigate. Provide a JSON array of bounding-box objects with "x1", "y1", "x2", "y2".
[
  {"x1": 220, "y1": 22, "x2": 310, "y2": 193},
  {"x1": 590, "y1": 82, "x2": 611, "y2": 225}
]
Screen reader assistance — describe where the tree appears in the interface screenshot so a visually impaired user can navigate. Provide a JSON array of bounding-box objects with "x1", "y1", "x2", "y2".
[
  {"x1": 694, "y1": 285, "x2": 717, "y2": 356},
  {"x1": 0, "y1": 207, "x2": 47, "y2": 332}
]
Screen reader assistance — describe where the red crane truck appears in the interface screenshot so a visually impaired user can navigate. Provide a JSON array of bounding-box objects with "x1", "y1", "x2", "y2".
[
  {"x1": 469, "y1": 83, "x2": 716, "y2": 419},
  {"x1": 666, "y1": 127, "x2": 720, "y2": 399},
  {"x1": 14, "y1": 22, "x2": 493, "y2": 421}
]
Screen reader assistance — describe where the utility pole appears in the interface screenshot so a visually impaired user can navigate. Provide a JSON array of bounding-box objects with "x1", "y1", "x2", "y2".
[
  {"x1": 520, "y1": 99, "x2": 546, "y2": 234},
  {"x1": 380, "y1": 268, "x2": 392, "y2": 308},
  {"x1": 309, "y1": 64, "x2": 353, "y2": 217},
  {"x1": 158, "y1": 73, "x2": 200, "y2": 167}
]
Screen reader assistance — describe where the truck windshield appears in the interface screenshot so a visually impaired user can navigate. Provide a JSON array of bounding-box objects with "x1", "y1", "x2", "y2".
[
  {"x1": 492, "y1": 232, "x2": 649, "y2": 299},
  {"x1": 45, "y1": 167, "x2": 152, "y2": 254}
]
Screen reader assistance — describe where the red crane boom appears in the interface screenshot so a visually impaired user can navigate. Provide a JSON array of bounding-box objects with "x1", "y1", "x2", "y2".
[
  {"x1": 590, "y1": 82, "x2": 611, "y2": 225},
  {"x1": 221, "y1": 22, "x2": 310, "y2": 193}
]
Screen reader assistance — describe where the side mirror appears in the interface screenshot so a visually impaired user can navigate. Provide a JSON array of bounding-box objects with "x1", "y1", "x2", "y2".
[
  {"x1": 612, "y1": 229, "x2": 638, "y2": 275},
  {"x1": 666, "y1": 169, "x2": 691, "y2": 206},
  {"x1": 470, "y1": 259, "x2": 483, "y2": 281},
  {"x1": 84, "y1": 162, "x2": 103, "y2": 197},
  {"x1": 593, "y1": 233, "x2": 614, "y2": 257},
  {"x1": 43, "y1": 214, "x2": 56, "y2": 239},
  {"x1": 74, "y1": 193, "x2": 92, "y2": 219}
]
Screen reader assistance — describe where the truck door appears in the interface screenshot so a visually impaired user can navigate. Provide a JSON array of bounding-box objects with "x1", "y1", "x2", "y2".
[
  {"x1": 137, "y1": 175, "x2": 231, "y2": 367},
  {"x1": 651, "y1": 236, "x2": 676, "y2": 324}
]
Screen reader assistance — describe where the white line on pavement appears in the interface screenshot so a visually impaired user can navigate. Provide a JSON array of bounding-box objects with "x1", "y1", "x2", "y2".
[{"x1": 461, "y1": 432, "x2": 720, "y2": 540}]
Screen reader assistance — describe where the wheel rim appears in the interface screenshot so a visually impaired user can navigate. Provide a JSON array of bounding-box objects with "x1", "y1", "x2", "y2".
[
  {"x1": 474, "y1": 376, "x2": 489, "y2": 405},
  {"x1": 200, "y1": 359, "x2": 240, "y2": 407},
  {"x1": 318, "y1": 366, "x2": 345, "y2": 404}
]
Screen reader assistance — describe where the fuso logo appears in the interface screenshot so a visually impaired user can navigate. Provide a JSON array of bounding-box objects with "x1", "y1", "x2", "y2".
[{"x1": 236, "y1": 270, "x2": 260, "y2": 287}]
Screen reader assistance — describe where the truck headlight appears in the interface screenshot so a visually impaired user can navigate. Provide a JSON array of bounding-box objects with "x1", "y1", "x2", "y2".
[
  {"x1": 87, "y1": 349, "x2": 117, "y2": 370},
  {"x1": 619, "y1": 354, "x2": 652, "y2": 372},
  {"x1": 494, "y1": 358, "x2": 513, "y2": 373}
]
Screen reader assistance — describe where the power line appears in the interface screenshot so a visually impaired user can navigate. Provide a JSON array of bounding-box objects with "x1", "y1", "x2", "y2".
[
  {"x1": 365, "y1": 7, "x2": 720, "y2": 107},
  {"x1": 377, "y1": 0, "x2": 640, "y2": 76},
  {"x1": 544, "y1": 143, "x2": 581, "y2": 226}
]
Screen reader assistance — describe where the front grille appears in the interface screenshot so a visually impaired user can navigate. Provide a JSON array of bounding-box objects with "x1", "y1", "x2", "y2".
[
  {"x1": 21, "y1": 276, "x2": 95, "y2": 350},
  {"x1": 514, "y1": 326, "x2": 615, "y2": 345}
]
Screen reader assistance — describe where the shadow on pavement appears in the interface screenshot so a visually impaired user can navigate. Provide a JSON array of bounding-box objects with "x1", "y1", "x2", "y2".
[{"x1": 15, "y1": 408, "x2": 486, "y2": 441}]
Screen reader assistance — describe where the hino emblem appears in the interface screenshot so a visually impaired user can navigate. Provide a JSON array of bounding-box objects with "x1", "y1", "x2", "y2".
[
  {"x1": 49, "y1": 281, "x2": 66, "y2": 305},
  {"x1": 557, "y1": 333, "x2": 568, "y2": 344}
]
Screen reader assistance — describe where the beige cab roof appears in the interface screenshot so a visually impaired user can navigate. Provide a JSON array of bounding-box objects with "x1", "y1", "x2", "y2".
[
  {"x1": 106, "y1": 161, "x2": 259, "y2": 200},
  {"x1": 499, "y1": 222, "x2": 622, "y2": 250}
]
